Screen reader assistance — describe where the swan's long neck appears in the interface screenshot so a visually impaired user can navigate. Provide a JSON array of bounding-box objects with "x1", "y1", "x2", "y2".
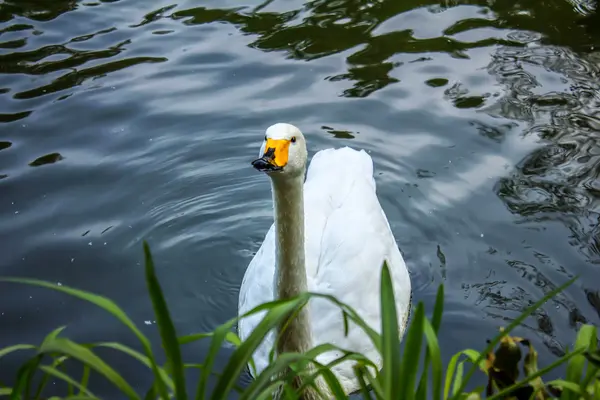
[
  {"x1": 271, "y1": 175, "x2": 327, "y2": 399},
  {"x1": 271, "y1": 175, "x2": 312, "y2": 353}
]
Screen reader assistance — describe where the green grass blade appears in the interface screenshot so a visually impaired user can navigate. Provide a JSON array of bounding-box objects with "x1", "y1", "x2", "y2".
[
  {"x1": 0, "y1": 344, "x2": 36, "y2": 359},
  {"x1": 353, "y1": 365, "x2": 373, "y2": 399},
  {"x1": 582, "y1": 326, "x2": 599, "y2": 389},
  {"x1": 444, "y1": 352, "x2": 460, "y2": 400},
  {"x1": 38, "y1": 337, "x2": 139, "y2": 400},
  {"x1": 451, "y1": 276, "x2": 577, "y2": 399},
  {"x1": 255, "y1": 380, "x2": 285, "y2": 400},
  {"x1": 380, "y1": 261, "x2": 402, "y2": 399},
  {"x1": 30, "y1": 326, "x2": 70, "y2": 398},
  {"x1": 0, "y1": 388, "x2": 10, "y2": 397},
  {"x1": 547, "y1": 379, "x2": 584, "y2": 396},
  {"x1": 423, "y1": 318, "x2": 443, "y2": 400},
  {"x1": 0, "y1": 274, "x2": 169, "y2": 400},
  {"x1": 210, "y1": 295, "x2": 308, "y2": 400},
  {"x1": 417, "y1": 283, "x2": 445, "y2": 400},
  {"x1": 178, "y1": 332, "x2": 213, "y2": 345},
  {"x1": 452, "y1": 361, "x2": 464, "y2": 397},
  {"x1": 561, "y1": 324, "x2": 596, "y2": 400},
  {"x1": 196, "y1": 321, "x2": 235, "y2": 400},
  {"x1": 11, "y1": 354, "x2": 42, "y2": 400},
  {"x1": 143, "y1": 241, "x2": 187, "y2": 400},
  {"x1": 360, "y1": 364, "x2": 385, "y2": 399},
  {"x1": 34, "y1": 355, "x2": 68, "y2": 400},
  {"x1": 38, "y1": 365, "x2": 95, "y2": 397},
  {"x1": 94, "y1": 342, "x2": 175, "y2": 391},
  {"x1": 399, "y1": 302, "x2": 425, "y2": 400},
  {"x1": 291, "y1": 344, "x2": 377, "y2": 396},
  {"x1": 309, "y1": 365, "x2": 346, "y2": 398},
  {"x1": 239, "y1": 352, "x2": 307, "y2": 400},
  {"x1": 80, "y1": 364, "x2": 91, "y2": 395}
]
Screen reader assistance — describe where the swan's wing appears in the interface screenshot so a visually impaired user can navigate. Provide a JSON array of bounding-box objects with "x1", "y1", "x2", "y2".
[
  {"x1": 304, "y1": 147, "x2": 412, "y2": 391},
  {"x1": 237, "y1": 224, "x2": 277, "y2": 376}
]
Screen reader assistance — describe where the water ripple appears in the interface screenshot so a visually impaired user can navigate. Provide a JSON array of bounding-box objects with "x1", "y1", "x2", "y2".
[{"x1": 1, "y1": 0, "x2": 600, "y2": 396}]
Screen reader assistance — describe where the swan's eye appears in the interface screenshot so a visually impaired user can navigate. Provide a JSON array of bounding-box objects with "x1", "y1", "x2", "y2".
[
  {"x1": 264, "y1": 136, "x2": 268, "y2": 141},
  {"x1": 291, "y1": 136, "x2": 296, "y2": 143}
]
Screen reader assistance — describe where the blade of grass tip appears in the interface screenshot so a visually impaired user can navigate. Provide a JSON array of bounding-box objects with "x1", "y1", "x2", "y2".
[
  {"x1": 0, "y1": 276, "x2": 169, "y2": 400},
  {"x1": 486, "y1": 348, "x2": 584, "y2": 400},
  {"x1": 422, "y1": 318, "x2": 443, "y2": 400},
  {"x1": 39, "y1": 337, "x2": 140, "y2": 400},
  {"x1": 143, "y1": 241, "x2": 187, "y2": 400},
  {"x1": 417, "y1": 284, "x2": 445, "y2": 400},
  {"x1": 399, "y1": 302, "x2": 425, "y2": 400},
  {"x1": 452, "y1": 276, "x2": 577, "y2": 399},
  {"x1": 0, "y1": 388, "x2": 11, "y2": 397},
  {"x1": 196, "y1": 321, "x2": 236, "y2": 400},
  {"x1": 380, "y1": 261, "x2": 402, "y2": 399},
  {"x1": 210, "y1": 295, "x2": 309, "y2": 400},
  {"x1": 561, "y1": 324, "x2": 596, "y2": 400},
  {"x1": 38, "y1": 365, "x2": 95, "y2": 398}
]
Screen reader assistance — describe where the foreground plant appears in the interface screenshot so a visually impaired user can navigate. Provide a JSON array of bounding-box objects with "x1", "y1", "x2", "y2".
[{"x1": 0, "y1": 242, "x2": 597, "y2": 399}]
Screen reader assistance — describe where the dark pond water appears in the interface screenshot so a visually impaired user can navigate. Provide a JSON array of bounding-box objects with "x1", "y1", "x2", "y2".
[{"x1": 1, "y1": 0, "x2": 600, "y2": 397}]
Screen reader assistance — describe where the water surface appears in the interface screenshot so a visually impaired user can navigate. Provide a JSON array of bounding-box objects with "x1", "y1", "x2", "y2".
[{"x1": 1, "y1": 0, "x2": 599, "y2": 397}]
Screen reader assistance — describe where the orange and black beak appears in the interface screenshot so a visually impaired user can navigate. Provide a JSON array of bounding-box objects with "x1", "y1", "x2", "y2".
[{"x1": 252, "y1": 138, "x2": 291, "y2": 172}]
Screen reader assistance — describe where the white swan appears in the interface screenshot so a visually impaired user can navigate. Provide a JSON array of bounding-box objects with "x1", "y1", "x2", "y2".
[{"x1": 238, "y1": 123, "x2": 412, "y2": 398}]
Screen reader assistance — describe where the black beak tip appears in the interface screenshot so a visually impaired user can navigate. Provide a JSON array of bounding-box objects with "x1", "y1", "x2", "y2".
[{"x1": 251, "y1": 158, "x2": 281, "y2": 172}]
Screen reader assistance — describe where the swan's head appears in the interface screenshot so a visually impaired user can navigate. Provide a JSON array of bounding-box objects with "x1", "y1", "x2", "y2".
[{"x1": 252, "y1": 123, "x2": 307, "y2": 178}]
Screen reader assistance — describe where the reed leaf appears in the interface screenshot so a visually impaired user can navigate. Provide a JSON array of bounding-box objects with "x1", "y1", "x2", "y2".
[
  {"x1": 399, "y1": 301, "x2": 425, "y2": 400},
  {"x1": 380, "y1": 260, "x2": 402, "y2": 399},
  {"x1": 143, "y1": 241, "x2": 187, "y2": 400},
  {"x1": 561, "y1": 324, "x2": 596, "y2": 400}
]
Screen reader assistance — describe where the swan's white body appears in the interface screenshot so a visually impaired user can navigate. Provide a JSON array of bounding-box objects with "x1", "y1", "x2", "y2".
[{"x1": 238, "y1": 124, "x2": 412, "y2": 397}]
